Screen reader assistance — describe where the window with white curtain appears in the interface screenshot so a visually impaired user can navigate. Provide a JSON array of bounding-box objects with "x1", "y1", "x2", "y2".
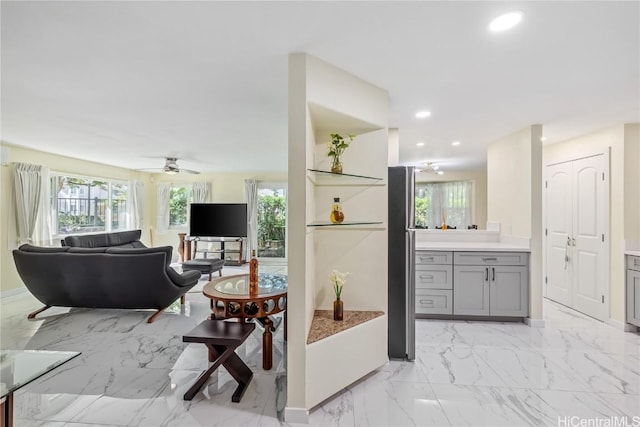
[
  {"x1": 415, "y1": 181, "x2": 473, "y2": 229},
  {"x1": 169, "y1": 185, "x2": 192, "y2": 228},
  {"x1": 51, "y1": 174, "x2": 130, "y2": 235}
]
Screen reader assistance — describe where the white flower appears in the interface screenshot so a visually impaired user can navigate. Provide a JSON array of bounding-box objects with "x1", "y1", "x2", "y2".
[{"x1": 329, "y1": 269, "x2": 349, "y2": 299}]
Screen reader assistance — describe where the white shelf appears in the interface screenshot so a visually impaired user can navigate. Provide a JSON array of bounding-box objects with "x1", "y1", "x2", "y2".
[
  {"x1": 307, "y1": 221, "x2": 385, "y2": 230},
  {"x1": 306, "y1": 169, "x2": 385, "y2": 186}
]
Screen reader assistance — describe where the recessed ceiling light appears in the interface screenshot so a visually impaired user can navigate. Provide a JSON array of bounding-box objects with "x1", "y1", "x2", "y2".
[
  {"x1": 451, "y1": 141, "x2": 461, "y2": 146},
  {"x1": 415, "y1": 111, "x2": 431, "y2": 119},
  {"x1": 432, "y1": 165, "x2": 440, "y2": 170},
  {"x1": 540, "y1": 136, "x2": 547, "y2": 142},
  {"x1": 416, "y1": 142, "x2": 425, "y2": 147},
  {"x1": 489, "y1": 11, "x2": 523, "y2": 32},
  {"x1": 436, "y1": 171, "x2": 444, "y2": 175}
]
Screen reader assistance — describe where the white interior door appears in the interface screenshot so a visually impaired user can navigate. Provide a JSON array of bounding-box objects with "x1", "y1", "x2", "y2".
[
  {"x1": 544, "y1": 153, "x2": 609, "y2": 321},
  {"x1": 572, "y1": 155, "x2": 608, "y2": 320},
  {"x1": 545, "y1": 162, "x2": 573, "y2": 306}
]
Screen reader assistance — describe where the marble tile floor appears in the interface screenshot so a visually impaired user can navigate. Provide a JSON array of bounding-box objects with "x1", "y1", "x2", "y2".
[{"x1": 2, "y1": 270, "x2": 639, "y2": 427}]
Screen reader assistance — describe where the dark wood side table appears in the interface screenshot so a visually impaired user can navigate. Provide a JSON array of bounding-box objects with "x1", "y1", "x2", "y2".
[
  {"x1": 182, "y1": 320, "x2": 255, "y2": 402},
  {"x1": 202, "y1": 273, "x2": 287, "y2": 370}
]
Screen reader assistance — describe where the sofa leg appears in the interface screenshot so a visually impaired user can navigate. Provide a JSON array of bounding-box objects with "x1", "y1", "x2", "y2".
[
  {"x1": 28, "y1": 305, "x2": 51, "y2": 319},
  {"x1": 147, "y1": 308, "x2": 166, "y2": 323},
  {"x1": 180, "y1": 295, "x2": 186, "y2": 305}
]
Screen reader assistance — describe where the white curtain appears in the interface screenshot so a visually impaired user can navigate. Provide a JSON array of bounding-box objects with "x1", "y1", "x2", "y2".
[
  {"x1": 192, "y1": 182, "x2": 211, "y2": 203},
  {"x1": 244, "y1": 179, "x2": 258, "y2": 260},
  {"x1": 130, "y1": 180, "x2": 144, "y2": 230},
  {"x1": 12, "y1": 163, "x2": 43, "y2": 245},
  {"x1": 33, "y1": 166, "x2": 53, "y2": 246},
  {"x1": 156, "y1": 183, "x2": 170, "y2": 234},
  {"x1": 419, "y1": 181, "x2": 473, "y2": 229}
]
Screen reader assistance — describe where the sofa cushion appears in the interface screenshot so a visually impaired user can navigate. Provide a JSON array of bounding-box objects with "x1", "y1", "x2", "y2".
[
  {"x1": 19, "y1": 244, "x2": 69, "y2": 253},
  {"x1": 67, "y1": 247, "x2": 108, "y2": 253},
  {"x1": 64, "y1": 230, "x2": 143, "y2": 248},
  {"x1": 107, "y1": 230, "x2": 143, "y2": 247},
  {"x1": 64, "y1": 233, "x2": 109, "y2": 248},
  {"x1": 106, "y1": 245, "x2": 173, "y2": 266}
]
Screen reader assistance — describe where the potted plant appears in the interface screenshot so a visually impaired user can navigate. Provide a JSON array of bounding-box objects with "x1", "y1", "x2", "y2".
[{"x1": 327, "y1": 133, "x2": 354, "y2": 174}]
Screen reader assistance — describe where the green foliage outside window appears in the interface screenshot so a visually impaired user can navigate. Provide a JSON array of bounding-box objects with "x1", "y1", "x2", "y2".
[
  {"x1": 169, "y1": 187, "x2": 189, "y2": 226},
  {"x1": 257, "y1": 193, "x2": 286, "y2": 258},
  {"x1": 415, "y1": 197, "x2": 429, "y2": 228}
]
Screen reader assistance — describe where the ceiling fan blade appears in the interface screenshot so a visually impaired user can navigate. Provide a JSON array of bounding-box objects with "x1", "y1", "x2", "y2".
[{"x1": 180, "y1": 168, "x2": 201, "y2": 175}]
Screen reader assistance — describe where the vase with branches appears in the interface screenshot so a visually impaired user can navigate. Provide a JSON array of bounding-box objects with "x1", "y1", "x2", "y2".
[{"x1": 327, "y1": 133, "x2": 354, "y2": 174}]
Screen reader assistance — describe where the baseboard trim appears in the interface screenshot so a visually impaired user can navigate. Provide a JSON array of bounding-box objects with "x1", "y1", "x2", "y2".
[
  {"x1": 607, "y1": 318, "x2": 639, "y2": 333},
  {"x1": 0, "y1": 286, "x2": 27, "y2": 300},
  {"x1": 525, "y1": 317, "x2": 546, "y2": 328},
  {"x1": 285, "y1": 407, "x2": 309, "y2": 424}
]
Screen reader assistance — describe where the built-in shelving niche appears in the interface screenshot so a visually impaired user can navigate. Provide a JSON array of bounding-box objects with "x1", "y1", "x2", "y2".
[{"x1": 307, "y1": 310, "x2": 385, "y2": 344}]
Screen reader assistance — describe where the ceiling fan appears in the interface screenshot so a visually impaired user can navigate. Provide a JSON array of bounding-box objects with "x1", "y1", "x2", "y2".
[
  {"x1": 416, "y1": 162, "x2": 444, "y2": 175},
  {"x1": 141, "y1": 157, "x2": 200, "y2": 175}
]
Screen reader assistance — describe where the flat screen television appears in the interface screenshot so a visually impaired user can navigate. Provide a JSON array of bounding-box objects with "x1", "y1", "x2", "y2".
[{"x1": 189, "y1": 203, "x2": 248, "y2": 237}]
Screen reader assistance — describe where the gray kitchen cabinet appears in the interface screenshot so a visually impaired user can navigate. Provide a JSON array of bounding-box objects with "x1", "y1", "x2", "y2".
[
  {"x1": 453, "y1": 252, "x2": 529, "y2": 317},
  {"x1": 453, "y1": 265, "x2": 489, "y2": 315},
  {"x1": 489, "y1": 266, "x2": 529, "y2": 316},
  {"x1": 415, "y1": 251, "x2": 453, "y2": 314},
  {"x1": 416, "y1": 289, "x2": 453, "y2": 314},
  {"x1": 627, "y1": 256, "x2": 640, "y2": 328}
]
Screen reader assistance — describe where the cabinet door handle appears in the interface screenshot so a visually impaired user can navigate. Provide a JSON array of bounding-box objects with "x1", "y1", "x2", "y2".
[
  {"x1": 485, "y1": 267, "x2": 489, "y2": 281},
  {"x1": 420, "y1": 299, "x2": 434, "y2": 305},
  {"x1": 482, "y1": 257, "x2": 498, "y2": 262},
  {"x1": 419, "y1": 274, "x2": 434, "y2": 279},
  {"x1": 420, "y1": 256, "x2": 434, "y2": 262},
  {"x1": 492, "y1": 267, "x2": 495, "y2": 281}
]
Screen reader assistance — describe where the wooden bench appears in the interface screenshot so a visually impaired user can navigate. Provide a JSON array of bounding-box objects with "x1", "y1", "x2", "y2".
[{"x1": 182, "y1": 320, "x2": 255, "y2": 402}]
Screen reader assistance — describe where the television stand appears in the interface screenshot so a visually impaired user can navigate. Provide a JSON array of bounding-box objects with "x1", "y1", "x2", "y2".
[{"x1": 184, "y1": 236, "x2": 245, "y2": 266}]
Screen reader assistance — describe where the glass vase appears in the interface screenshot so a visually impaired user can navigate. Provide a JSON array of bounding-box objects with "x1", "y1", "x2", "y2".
[
  {"x1": 331, "y1": 157, "x2": 343, "y2": 174},
  {"x1": 333, "y1": 299, "x2": 343, "y2": 321},
  {"x1": 330, "y1": 197, "x2": 345, "y2": 224}
]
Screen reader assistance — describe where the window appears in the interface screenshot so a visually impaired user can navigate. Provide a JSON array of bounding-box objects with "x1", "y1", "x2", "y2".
[
  {"x1": 257, "y1": 184, "x2": 287, "y2": 258},
  {"x1": 169, "y1": 185, "x2": 191, "y2": 228},
  {"x1": 51, "y1": 175, "x2": 130, "y2": 235},
  {"x1": 415, "y1": 181, "x2": 473, "y2": 229}
]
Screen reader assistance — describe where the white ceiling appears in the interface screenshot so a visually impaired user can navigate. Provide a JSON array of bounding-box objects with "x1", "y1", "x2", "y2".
[{"x1": 2, "y1": 1, "x2": 638, "y2": 173}]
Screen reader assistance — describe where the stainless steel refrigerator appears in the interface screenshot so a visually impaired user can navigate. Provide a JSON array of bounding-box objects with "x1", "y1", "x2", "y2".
[{"x1": 388, "y1": 166, "x2": 416, "y2": 360}]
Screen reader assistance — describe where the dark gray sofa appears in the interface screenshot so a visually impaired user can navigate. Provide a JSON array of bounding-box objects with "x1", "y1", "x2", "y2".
[
  {"x1": 62, "y1": 229, "x2": 147, "y2": 249},
  {"x1": 13, "y1": 230, "x2": 201, "y2": 323}
]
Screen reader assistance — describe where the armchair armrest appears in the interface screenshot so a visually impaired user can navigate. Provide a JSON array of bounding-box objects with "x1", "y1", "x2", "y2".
[{"x1": 167, "y1": 267, "x2": 201, "y2": 287}]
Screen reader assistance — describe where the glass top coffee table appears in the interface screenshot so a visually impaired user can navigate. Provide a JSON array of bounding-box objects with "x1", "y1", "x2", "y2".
[
  {"x1": 203, "y1": 273, "x2": 287, "y2": 370},
  {"x1": 1, "y1": 350, "x2": 80, "y2": 427}
]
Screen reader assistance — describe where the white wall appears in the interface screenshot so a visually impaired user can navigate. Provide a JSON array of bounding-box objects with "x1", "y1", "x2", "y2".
[
  {"x1": 543, "y1": 124, "x2": 634, "y2": 323},
  {"x1": 623, "y1": 124, "x2": 640, "y2": 244},
  {"x1": 416, "y1": 168, "x2": 487, "y2": 230},
  {"x1": 487, "y1": 125, "x2": 543, "y2": 321}
]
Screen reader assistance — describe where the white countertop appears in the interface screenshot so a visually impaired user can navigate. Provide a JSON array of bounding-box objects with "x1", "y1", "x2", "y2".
[
  {"x1": 626, "y1": 251, "x2": 640, "y2": 257},
  {"x1": 415, "y1": 242, "x2": 531, "y2": 252}
]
